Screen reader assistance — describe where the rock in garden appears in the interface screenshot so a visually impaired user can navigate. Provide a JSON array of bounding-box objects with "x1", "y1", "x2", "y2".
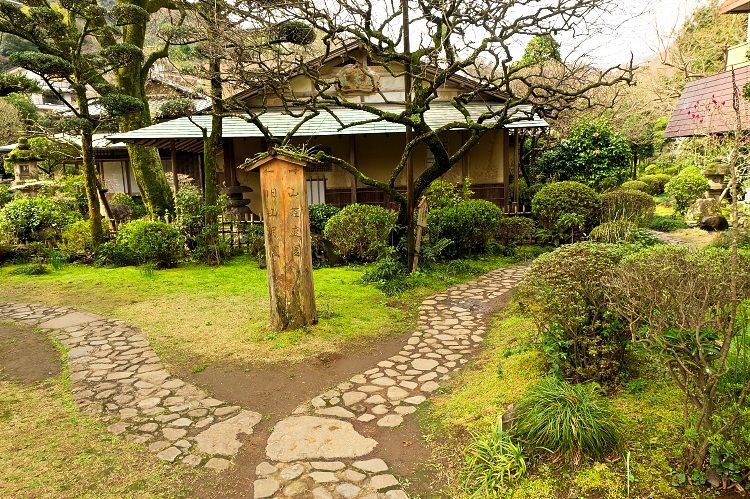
[
  {"x1": 699, "y1": 215, "x2": 729, "y2": 231},
  {"x1": 266, "y1": 416, "x2": 377, "y2": 462}
]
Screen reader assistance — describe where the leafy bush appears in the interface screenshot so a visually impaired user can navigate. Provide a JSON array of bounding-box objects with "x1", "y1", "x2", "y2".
[
  {"x1": 461, "y1": 423, "x2": 527, "y2": 495},
  {"x1": 0, "y1": 184, "x2": 14, "y2": 207},
  {"x1": 649, "y1": 215, "x2": 688, "y2": 232},
  {"x1": 531, "y1": 181, "x2": 600, "y2": 243},
  {"x1": 0, "y1": 222, "x2": 18, "y2": 262},
  {"x1": 427, "y1": 199, "x2": 503, "y2": 259},
  {"x1": 589, "y1": 221, "x2": 660, "y2": 246},
  {"x1": 9, "y1": 262, "x2": 50, "y2": 275},
  {"x1": 0, "y1": 196, "x2": 80, "y2": 243},
  {"x1": 323, "y1": 204, "x2": 396, "y2": 262},
  {"x1": 665, "y1": 171, "x2": 709, "y2": 215},
  {"x1": 424, "y1": 177, "x2": 474, "y2": 210},
  {"x1": 600, "y1": 189, "x2": 655, "y2": 226},
  {"x1": 308, "y1": 204, "x2": 340, "y2": 235},
  {"x1": 174, "y1": 185, "x2": 204, "y2": 246},
  {"x1": 512, "y1": 378, "x2": 624, "y2": 464},
  {"x1": 496, "y1": 216, "x2": 536, "y2": 246},
  {"x1": 517, "y1": 242, "x2": 630, "y2": 384},
  {"x1": 60, "y1": 219, "x2": 101, "y2": 262},
  {"x1": 620, "y1": 180, "x2": 649, "y2": 193},
  {"x1": 535, "y1": 119, "x2": 633, "y2": 189},
  {"x1": 112, "y1": 220, "x2": 183, "y2": 268},
  {"x1": 608, "y1": 246, "x2": 750, "y2": 471},
  {"x1": 713, "y1": 228, "x2": 750, "y2": 249},
  {"x1": 638, "y1": 174, "x2": 672, "y2": 195}
]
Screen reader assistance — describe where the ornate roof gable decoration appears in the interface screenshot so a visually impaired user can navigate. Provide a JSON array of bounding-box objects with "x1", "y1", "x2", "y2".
[{"x1": 336, "y1": 64, "x2": 381, "y2": 93}]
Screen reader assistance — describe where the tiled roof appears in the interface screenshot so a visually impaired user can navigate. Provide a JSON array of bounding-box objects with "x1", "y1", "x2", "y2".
[
  {"x1": 108, "y1": 102, "x2": 547, "y2": 146},
  {"x1": 664, "y1": 65, "x2": 750, "y2": 138}
]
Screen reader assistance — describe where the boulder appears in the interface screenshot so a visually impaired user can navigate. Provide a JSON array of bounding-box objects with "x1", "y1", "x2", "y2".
[
  {"x1": 687, "y1": 198, "x2": 722, "y2": 224},
  {"x1": 699, "y1": 215, "x2": 729, "y2": 232}
]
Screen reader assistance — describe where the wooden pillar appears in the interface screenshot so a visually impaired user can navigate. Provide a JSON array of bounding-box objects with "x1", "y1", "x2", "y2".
[
  {"x1": 503, "y1": 131, "x2": 512, "y2": 212},
  {"x1": 249, "y1": 153, "x2": 317, "y2": 330},
  {"x1": 170, "y1": 140, "x2": 179, "y2": 193},
  {"x1": 223, "y1": 139, "x2": 236, "y2": 186},
  {"x1": 461, "y1": 131, "x2": 469, "y2": 180},
  {"x1": 349, "y1": 135, "x2": 358, "y2": 203}
]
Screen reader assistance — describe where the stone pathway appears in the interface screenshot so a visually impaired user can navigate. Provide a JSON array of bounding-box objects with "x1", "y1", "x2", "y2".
[
  {"x1": 252, "y1": 265, "x2": 527, "y2": 498},
  {"x1": 0, "y1": 302, "x2": 262, "y2": 470}
]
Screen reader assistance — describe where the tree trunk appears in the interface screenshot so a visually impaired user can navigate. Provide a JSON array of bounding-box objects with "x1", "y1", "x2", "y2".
[
  {"x1": 116, "y1": 9, "x2": 174, "y2": 217},
  {"x1": 204, "y1": 55, "x2": 222, "y2": 208},
  {"x1": 80, "y1": 132, "x2": 104, "y2": 246}
]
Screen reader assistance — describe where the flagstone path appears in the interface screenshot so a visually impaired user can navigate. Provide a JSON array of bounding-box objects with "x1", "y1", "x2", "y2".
[
  {"x1": 0, "y1": 264, "x2": 526, "y2": 497},
  {"x1": 0, "y1": 302, "x2": 262, "y2": 470},
  {"x1": 252, "y1": 265, "x2": 527, "y2": 498}
]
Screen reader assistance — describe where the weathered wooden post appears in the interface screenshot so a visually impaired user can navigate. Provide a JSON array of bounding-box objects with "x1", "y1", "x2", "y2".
[{"x1": 247, "y1": 152, "x2": 317, "y2": 330}]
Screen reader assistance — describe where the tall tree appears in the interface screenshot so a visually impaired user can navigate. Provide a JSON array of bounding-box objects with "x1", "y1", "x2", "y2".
[
  {"x1": 0, "y1": 0, "x2": 179, "y2": 217},
  {"x1": 236, "y1": 0, "x2": 633, "y2": 266},
  {"x1": 0, "y1": 0, "x2": 149, "y2": 243}
]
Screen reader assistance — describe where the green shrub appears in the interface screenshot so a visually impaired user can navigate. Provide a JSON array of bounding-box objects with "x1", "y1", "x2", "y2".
[
  {"x1": 427, "y1": 199, "x2": 503, "y2": 259},
  {"x1": 424, "y1": 177, "x2": 474, "y2": 210},
  {"x1": 113, "y1": 220, "x2": 183, "y2": 268},
  {"x1": 589, "y1": 221, "x2": 660, "y2": 246},
  {"x1": 649, "y1": 215, "x2": 688, "y2": 232},
  {"x1": 308, "y1": 204, "x2": 340, "y2": 234},
  {"x1": 600, "y1": 189, "x2": 655, "y2": 226},
  {"x1": 54, "y1": 175, "x2": 89, "y2": 216},
  {"x1": 0, "y1": 184, "x2": 14, "y2": 208},
  {"x1": 323, "y1": 204, "x2": 396, "y2": 262},
  {"x1": 620, "y1": 180, "x2": 649, "y2": 193},
  {"x1": 517, "y1": 242, "x2": 630, "y2": 384},
  {"x1": 496, "y1": 216, "x2": 536, "y2": 246},
  {"x1": 665, "y1": 171, "x2": 709, "y2": 215},
  {"x1": 712, "y1": 228, "x2": 750, "y2": 249},
  {"x1": 460, "y1": 424, "x2": 527, "y2": 495},
  {"x1": 638, "y1": 174, "x2": 672, "y2": 195},
  {"x1": 0, "y1": 222, "x2": 18, "y2": 262},
  {"x1": 512, "y1": 378, "x2": 624, "y2": 464},
  {"x1": 9, "y1": 262, "x2": 51, "y2": 275},
  {"x1": 173, "y1": 185, "x2": 204, "y2": 246},
  {"x1": 60, "y1": 219, "x2": 101, "y2": 262},
  {"x1": 531, "y1": 181, "x2": 600, "y2": 243},
  {"x1": 0, "y1": 196, "x2": 80, "y2": 243}
]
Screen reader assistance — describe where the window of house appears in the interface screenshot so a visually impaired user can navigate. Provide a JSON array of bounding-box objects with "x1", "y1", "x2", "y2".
[
  {"x1": 42, "y1": 92, "x2": 62, "y2": 105},
  {"x1": 306, "y1": 179, "x2": 326, "y2": 205}
]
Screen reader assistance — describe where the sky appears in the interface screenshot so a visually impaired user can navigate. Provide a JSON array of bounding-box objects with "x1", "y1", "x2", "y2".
[{"x1": 548, "y1": 0, "x2": 710, "y2": 67}]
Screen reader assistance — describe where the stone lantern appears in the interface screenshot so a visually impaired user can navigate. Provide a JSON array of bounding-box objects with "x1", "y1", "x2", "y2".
[{"x1": 6, "y1": 137, "x2": 42, "y2": 186}]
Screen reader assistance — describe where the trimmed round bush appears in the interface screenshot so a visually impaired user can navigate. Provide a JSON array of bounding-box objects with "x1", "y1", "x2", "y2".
[
  {"x1": 308, "y1": 204, "x2": 340, "y2": 235},
  {"x1": 648, "y1": 215, "x2": 688, "y2": 232},
  {"x1": 531, "y1": 181, "x2": 600, "y2": 240},
  {"x1": 620, "y1": 180, "x2": 649, "y2": 193},
  {"x1": 517, "y1": 242, "x2": 631, "y2": 384},
  {"x1": 665, "y1": 171, "x2": 709, "y2": 215},
  {"x1": 512, "y1": 378, "x2": 623, "y2": 464},
  {"x1": 323, "y1": 204, "x2": 396, "y2": 262},
  {"x1": 600, "y1": 189, "x2": 655, "y2": 226},
  {"x1": 427, "y1": 199, "x2": 503, "y2": 259},
  {"x1": 114, "y1": 220, "x2": 183, "y2": 267},
  {"x1": 0, "y1": 196, "x2": 80, "y2": 243},
  {"x1": 638, "y1": 174, "x2": 672, "y2": 195},
  {"x1": 496, "y1": 216, "x2": 536, "y2": 246},
  {"x1": 0, "y1": 184, "x2": 14, "y2": 208}
]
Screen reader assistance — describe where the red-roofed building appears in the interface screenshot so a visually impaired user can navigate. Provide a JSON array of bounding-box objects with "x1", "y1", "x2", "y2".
[{"x1": 665, "y1": 0, "x2": 750, "y2": 138}]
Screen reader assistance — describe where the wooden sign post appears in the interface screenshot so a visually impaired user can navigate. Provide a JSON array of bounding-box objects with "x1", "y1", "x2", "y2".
[{"x1": 247, "y1": 153, "x2": 317, "y2": 330}]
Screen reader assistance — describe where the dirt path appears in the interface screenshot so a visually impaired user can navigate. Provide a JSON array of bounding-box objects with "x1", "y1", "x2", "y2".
[{"x1": 1, "y1": 265, "x2": 526, "y2": 498}]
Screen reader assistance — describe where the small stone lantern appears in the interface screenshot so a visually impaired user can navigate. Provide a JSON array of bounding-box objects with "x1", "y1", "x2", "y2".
[{"x1": 6, "y1": 137, "x2": 42, "y2": 186}]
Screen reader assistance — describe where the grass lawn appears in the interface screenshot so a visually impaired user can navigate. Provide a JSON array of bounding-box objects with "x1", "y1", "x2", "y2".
[
  {"x1": 0, "y1": 323, "x2": 193, "y2": 498},
  {"x1": 419, "y1": 302, "x2": 697, "y2": 499},
  {"x1": 0, "y1": 254, "x2": 517, "y2": 370}
]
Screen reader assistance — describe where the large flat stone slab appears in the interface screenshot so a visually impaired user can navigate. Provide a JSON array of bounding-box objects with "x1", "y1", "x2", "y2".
[
  {"x1": 194, "y1": 410, "x2": 263, "y2": 456},
  {"x1": 39, "y1": 312, "x2": 102, "y2": 329},
  {"x1": 266, "y1": 416, "x2": 377, "y2": 462}
]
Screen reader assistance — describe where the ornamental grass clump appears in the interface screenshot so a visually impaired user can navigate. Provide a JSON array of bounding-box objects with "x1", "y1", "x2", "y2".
[
  {"x1": 460, "y1": 423, "x2": 527, "y2": 495},
  {"x1": 512, "y1": 377, "x2": 624, "y2": 465}
]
